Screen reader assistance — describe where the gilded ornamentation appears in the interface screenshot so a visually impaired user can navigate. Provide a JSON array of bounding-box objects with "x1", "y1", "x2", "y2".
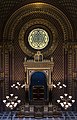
[
  {"x1": 3, "y1": 2, "x2": 73, "y2": 57},
  {"x1": 28, "y1": 28, "x2": 49, "y2": 50},
  {"x1": 19, "y1": 19, "x2": 58, "y2": 56}
]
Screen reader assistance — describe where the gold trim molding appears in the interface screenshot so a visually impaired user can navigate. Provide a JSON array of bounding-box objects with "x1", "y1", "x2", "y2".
[
  {"x1": 3, "y1": 2, "x2": 73, "y2": 56},
  {"x1": 19, "y1": 19, "x2": 58, "y2": 56}
]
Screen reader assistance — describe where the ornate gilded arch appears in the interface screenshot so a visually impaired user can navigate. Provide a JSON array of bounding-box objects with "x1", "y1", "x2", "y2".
[{"x1": 3, "y1": 2, "x2": 73, "y2": 57}]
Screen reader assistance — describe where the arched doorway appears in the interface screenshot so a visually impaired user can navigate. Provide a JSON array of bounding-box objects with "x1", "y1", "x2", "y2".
[{"x1": 29, "y1": 72, "x2": 48, "y2": 104}]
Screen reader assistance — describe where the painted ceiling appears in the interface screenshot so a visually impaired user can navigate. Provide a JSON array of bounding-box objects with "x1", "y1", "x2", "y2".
[{"x1": 0, "y1": 0, "x2": 77, "y2": 42}]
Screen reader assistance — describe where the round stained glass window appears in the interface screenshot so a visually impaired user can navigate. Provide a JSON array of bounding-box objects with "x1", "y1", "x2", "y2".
[{"x1": 28, "y1": 28, "x2": 49, "y2": 50}]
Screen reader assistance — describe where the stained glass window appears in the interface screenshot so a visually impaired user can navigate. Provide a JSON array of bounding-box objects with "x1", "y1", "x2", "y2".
[{"x1": 28, "y1": 28, "x2": 49, "y2": 50}]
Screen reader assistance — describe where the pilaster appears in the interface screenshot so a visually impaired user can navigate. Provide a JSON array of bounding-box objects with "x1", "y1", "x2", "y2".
[
  {"x1": 64, "y1": 41, "x2": 75, "y2": 97},
  {"x1": 3, "y1": 41, "x2": 14, "y2": 96}
]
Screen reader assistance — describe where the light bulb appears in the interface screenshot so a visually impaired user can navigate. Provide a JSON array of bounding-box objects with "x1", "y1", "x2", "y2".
[
  {"x1": 6, "y1": 104, "x2": 9, "y2": 107},
  {"x1": 68, "y1": 96, "x2": 72, "y2": 99},
  {"x1": 3, "y1": 100, "x2": 6, "y2": 103},
  {"x1": 65, "y1": 104, "x2": 68, "y2": 108},
  {"x1": 17, "y1": 82, "x2": 21, "y2": 86},
  {"x1": 60, "y1": 96, "x2": 63, "y2": 99},
  {"x1": 9, "y1": 105, "x2": 13, "y2": 108},
  {"x1": 17, "y1": 100, "x2": 21, "y2": 103},
  {"x1": 57, "y1": 82, "x2": 61, "y2": 86},
  {"x1": 64, "y1": 94, "x2": 68, "y2": 97},
  {"x1": 68, "y1": 103, "x2": 72, "y2": 106},
  {"x1": 13, "y1": 84, "x2": 15, "y2": 87},
  {"x1": 6, "y1": 96, "x2": 9, "y2": 99},
  {"x1": 72, "y1": 100, "x2": 75, "y2": 103},
  {"x1": 14, "y1": 96, "x2": 18, "y2": 99},
  {"x1": 14, "y1": 103, "x2": 17, "y2": 107},
  {"x1": 53, "y1": 84, "x2": 56, "y2": 88},
  {"x1": 60, "y1": 103, "x2": 64, "y2": 107},
  {"x1": 57, "y1": 100, "x2": 60, "y2": 103},
  {"x1": 63, "y1": 84, "x2": 66, "y2": 87},
  {"x1": 6, "y1": 103, "x2": 10, "y2": 107},
  {"x1": 11, "y1": 85, "x2": 13, "y2": 88},
  {"x1": 15, "y1": 86, "x2": 18, "y2": 89},
  {"x1": 59, "y1": 86, "x2": 62, "y2": 89},
  {"x1": 63, "y1": 102, "x2": 66, "y2": 105},
  {"x1": 11, "y1": 102, "x2": 14, "y2": 105},
  {"x1": 21, "y1": 84, "x2": 25, "y2": 88},
  {"x1": 17, "y1": 82, "x2": 19, "y2": 85},
  {"x1": 10, "y1": 94, "x2": 13, "y2": 97}
]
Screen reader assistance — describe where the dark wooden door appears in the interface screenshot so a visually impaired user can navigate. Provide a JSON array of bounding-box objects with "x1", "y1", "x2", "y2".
[{"x1": 32, "y1": 86, "x2": 44, "y2": 100}]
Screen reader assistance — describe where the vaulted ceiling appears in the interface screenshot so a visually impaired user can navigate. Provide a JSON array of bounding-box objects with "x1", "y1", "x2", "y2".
[{"x1": 0, "y1": 0, "x2": 77, "y2": 42}]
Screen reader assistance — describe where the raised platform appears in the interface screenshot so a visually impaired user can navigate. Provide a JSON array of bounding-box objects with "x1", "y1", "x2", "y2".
[{"x1": 16, "y1": 104, "x2": 62, "y2": 118}]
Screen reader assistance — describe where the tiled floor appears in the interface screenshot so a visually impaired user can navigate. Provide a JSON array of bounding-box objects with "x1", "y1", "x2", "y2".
[{"x1": 0, "y1": 111, "x2": 77, "y2": 120}]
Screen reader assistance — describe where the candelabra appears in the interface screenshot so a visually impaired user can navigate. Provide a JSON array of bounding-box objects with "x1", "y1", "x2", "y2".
[
  {"x1": 57, "y1": 93, "x2": 75, "y2": 120},
  {"x1": 11, "y1": 82, "x2": 25, "y2": 89},
  {"x1": 50, "y1": 82, "x2": 66, "y2": 104},
  {"x1": 11, "y1": 82, "x2": 26, "y2": 104},
  {"x1": 53, "y1": 82, "x2": 66, "y2": 89},
  {"x1": 3, "y1": 94, "x2": 21, "y2": 120}
]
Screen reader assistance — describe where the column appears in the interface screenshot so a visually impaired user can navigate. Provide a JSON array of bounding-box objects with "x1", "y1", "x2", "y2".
[
  {"x1": 3, "y1": 41, "x2": 14, "y2": 96},
  {"x1": 64, "y1": 42, "x2": 74, "y2": 96}
]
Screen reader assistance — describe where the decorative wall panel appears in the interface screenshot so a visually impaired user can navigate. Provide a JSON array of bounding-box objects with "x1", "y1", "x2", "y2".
[{"x1": 2, "y1": 2, "x2": 74, "y2": 100}]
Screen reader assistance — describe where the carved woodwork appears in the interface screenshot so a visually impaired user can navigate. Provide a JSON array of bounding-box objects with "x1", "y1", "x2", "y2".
[{"x1": 23, "y1": 56, "x2": 54, "y2": 90}]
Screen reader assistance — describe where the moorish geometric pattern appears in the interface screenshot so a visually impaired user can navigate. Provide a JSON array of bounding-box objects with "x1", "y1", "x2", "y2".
[
  {"x1": 0, "y1": 0, "x2": 77, "y2": 41},
  {"x1": 14, "y1": 37, "x2": 25, "y2": 81},
  {"x1": 0, "y1": 0, "x2": 77, "y2": 20},
  {"x1": 28, "y1": 28, "x2": 49, "y2": 50}
]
